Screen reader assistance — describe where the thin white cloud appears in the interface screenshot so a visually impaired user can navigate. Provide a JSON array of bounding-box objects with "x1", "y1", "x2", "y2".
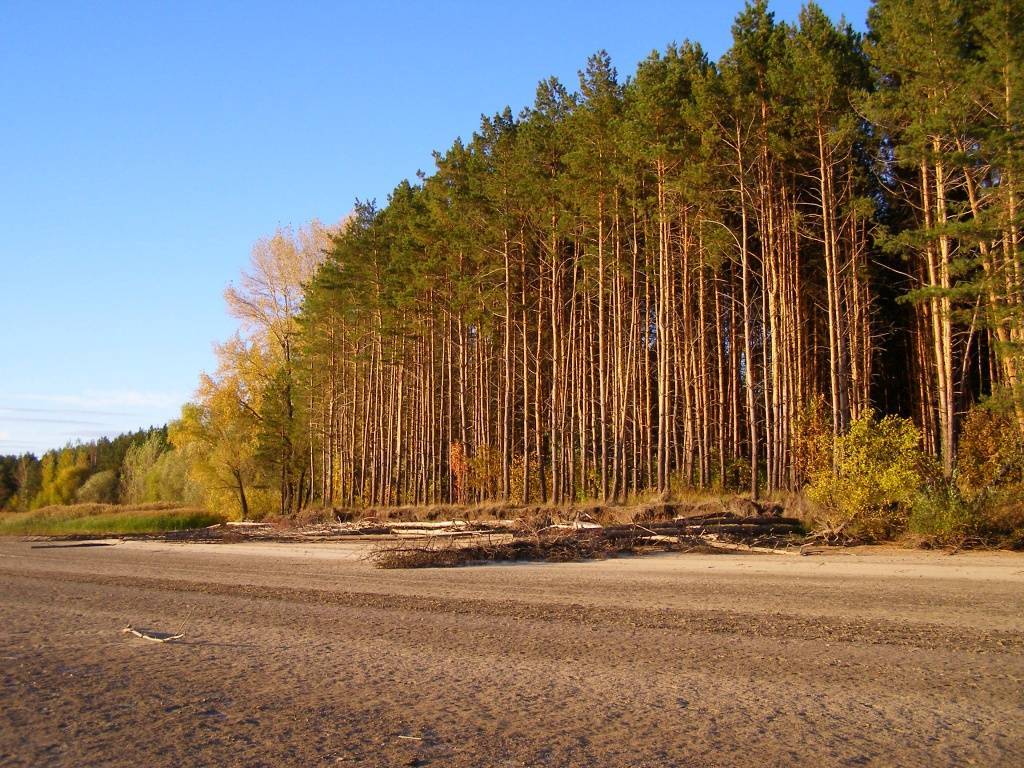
[
  {"x1": 0, "y1": 439, "x2": 51, "y2": 452},
  {"x1": 1, "y1": 416, "x2": 107, "y2": 426},
  {"x1": 0, "y1": 390, "x2": 188, "y2": 454},
  {"x1": 0, "y1": 405, "x2": 128, "y2": 417},
  {"x1": 9, "y1": 390, "x2": 186, "y2": 411}
]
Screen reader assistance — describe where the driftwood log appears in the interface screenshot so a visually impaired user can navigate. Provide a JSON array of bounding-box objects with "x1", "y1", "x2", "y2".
[
  {"x1": 122, "y1": 625, "x2": 185, "y2": 643},
  {"x1": 691, "y1": 536, "x2": 801, "y2": 556}
]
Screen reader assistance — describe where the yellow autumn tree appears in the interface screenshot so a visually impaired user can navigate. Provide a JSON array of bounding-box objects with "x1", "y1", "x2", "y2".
[
  {"x1": 170, "y1": 341, "x2": 265, "y2": 520},
  {"x1": 222, "y1": 220, "x2": 335, "y2": 515}
]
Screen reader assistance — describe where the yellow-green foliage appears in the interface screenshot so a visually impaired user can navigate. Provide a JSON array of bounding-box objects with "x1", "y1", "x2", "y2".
[
  {"x1": 170, "y1": 394, "x2": 263, "y2": 521},
  {"x1": 807, "y1": 412, "x2": 925, "y2": 540},
  {"x1": 32, "y1": 448, "x2": 91, "y2": 508},
  {"x1": 792, "y1": 394, "x2": 832, "y2": 487},
  {"x1": 467, "y1": 445, "x2": 502, "y2": 501},
  {"x1": 120, "y1": 434, "x2": 200, "y2": 505},
  {"x1": 75, "y1": 469, "x2": 119, "y2": 504},
  {"x1": 955, "y1": 405, "x2": 1024, "y2": 501},
  {"x1": 905, "y1": 403, "x2": 1024, "y2": 546},
  {"x1": 908, "y1": 483, "x2": 975, "y2": 541},
  {"x1": 0, "y1": 502, "x2": 225, "y2": 536}
]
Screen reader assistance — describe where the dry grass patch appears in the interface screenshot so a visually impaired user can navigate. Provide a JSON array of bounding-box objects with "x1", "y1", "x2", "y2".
[{"x1": 0, "y1": 502, "x2": 225, "y2": 537}]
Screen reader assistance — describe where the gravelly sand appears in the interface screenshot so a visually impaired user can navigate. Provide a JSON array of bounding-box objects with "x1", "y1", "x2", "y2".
[{"x1": 0, "y1": 539, "x2": 1022, "y2": 767}]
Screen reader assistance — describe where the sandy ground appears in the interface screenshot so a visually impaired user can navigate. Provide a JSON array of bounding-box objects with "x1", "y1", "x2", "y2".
[{"x1": 0, "y1": 539, "x2": 1022, "y2": 767}]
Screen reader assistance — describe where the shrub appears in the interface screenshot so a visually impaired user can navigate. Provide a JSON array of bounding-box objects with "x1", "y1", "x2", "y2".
[
  {"x1": 75, "y1": 470, "x2": 119, "y2": 504},
  {"x1": 807, "y1": 412, "x2": 926, "y2": 541},
  {"x1": 148, "y1": 449, "x2": 203, "y2": 504},
  {"x1": 120, "y1": 433, "x2": 166, "y2": 504},
  {"x1": 955, "y1": 403, "x2": 1024, "y2": 501},
  {"x1": 908, "y1": 482, "x2": 975, "y2": 542},
  {"x1": 983, "y1": 499, "x2": 1024, "y2": 548},
  {"x1": 930, "y1": 401, "x2": 1024, "y2": 547}
]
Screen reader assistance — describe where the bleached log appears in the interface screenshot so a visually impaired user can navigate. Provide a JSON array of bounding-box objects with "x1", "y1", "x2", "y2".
[
  {"x1": 694, "y1": 535, "x2": 800, "y2": 556},
  {"x1": 542, "y1": 521, "x2": 604, "y2": 531},
  {"x1": 677, "y1": 523, "x2": 801, "y2": 535},
  {"x1": 392, "y1": 530, "x2": 494, "y2": 539},
  {"x1": 674, "y1": 515, "x2": 803, "y2": 526}
]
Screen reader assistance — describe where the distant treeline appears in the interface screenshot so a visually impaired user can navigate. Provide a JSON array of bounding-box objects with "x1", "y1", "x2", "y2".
[{"x1": 0, "y1": 428, "x2": 197, "y2": 512}]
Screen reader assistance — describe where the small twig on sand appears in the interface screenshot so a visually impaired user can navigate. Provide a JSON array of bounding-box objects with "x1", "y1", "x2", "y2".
[{"x1": 175, "y1": 604, "x2": 198, "y2": 636}]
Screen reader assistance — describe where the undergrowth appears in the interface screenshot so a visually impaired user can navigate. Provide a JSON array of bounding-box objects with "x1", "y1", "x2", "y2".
[{"x1": 0, "y1": 502, "x2": 225, "y2": 536}]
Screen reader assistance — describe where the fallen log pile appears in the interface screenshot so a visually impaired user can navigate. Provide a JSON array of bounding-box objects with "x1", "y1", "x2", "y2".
[
  {"x1": 369, "y1": 511, "x2": 806, "y2": 568},
  {"x1": 600, "y1": 516, "x2": 803, "y2": 540},
  {"x1": 121, "y1": 503, "x2": 805, "y2": 554},
  {"x1": 369, "y1": 529, "x2": 617, "y2": 569},
  {"x1": 167, "y1": 519, "x2": 521, "y2": 543}
]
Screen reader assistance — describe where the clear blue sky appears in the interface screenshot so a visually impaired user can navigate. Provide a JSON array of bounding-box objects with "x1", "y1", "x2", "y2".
[{"x1": 0, "y1": 0, "x2": 869, "y2": 454}]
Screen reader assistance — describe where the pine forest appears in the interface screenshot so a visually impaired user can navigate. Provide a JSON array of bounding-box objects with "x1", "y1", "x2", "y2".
[{"x1": 4, "y1": 0, "x2": 1024, "y2": 543}]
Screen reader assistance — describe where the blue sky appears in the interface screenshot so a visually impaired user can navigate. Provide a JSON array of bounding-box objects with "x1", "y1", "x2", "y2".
[{"x1": 0, "y1": 0, "x2": 869, "y2": 454}]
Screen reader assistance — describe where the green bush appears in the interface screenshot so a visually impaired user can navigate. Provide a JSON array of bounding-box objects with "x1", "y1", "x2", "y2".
[
  {"x1": 908, "y1": 482, "x2": 975, "y2": 541},
  {"x1": 75, "y1": 470, "x2": 119, "y2": 504},
  {"x1": 120, "y1": 433, "x2": 166, "y2": 504},
  {"x1": 936, "y1": 401, "x2": 1024, "y2": 547},
  {"x1": 807, "y1": 412, "x2": 926, "y2": 541}
]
